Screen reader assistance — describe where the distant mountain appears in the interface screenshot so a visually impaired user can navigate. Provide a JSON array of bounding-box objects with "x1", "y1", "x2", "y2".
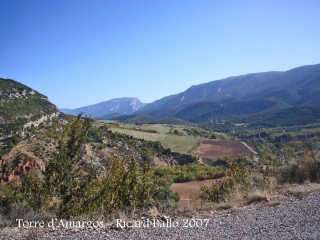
[
  {"x1": 60, "y1": 97, "x2": 147, "y2": 118},
  {"x1": 138, "y1": 94, "x2": 177, "y2": 112},
  {"x1": 138, "y1": 64, "x2": 320, "y2": 123},
  {"x1": 0, "y1": 78, "x2": 59, "y2": 135}
]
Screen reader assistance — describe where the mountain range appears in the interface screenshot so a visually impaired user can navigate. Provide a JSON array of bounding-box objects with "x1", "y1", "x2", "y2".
[
  {"x1": 59, "y1": 63, "x2": 320, "y2": 126},
  {"x1": 136, "y1": 64, "x2": 320, "y2": 123}
]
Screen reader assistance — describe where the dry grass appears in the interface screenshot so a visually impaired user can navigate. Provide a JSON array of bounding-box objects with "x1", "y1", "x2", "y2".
[
  {"x1": 247, "y1": 190, "x2": 269, "y2": 205},
  {"x1": 214, "y1": 202, "x2": 234, "y2": 210}
]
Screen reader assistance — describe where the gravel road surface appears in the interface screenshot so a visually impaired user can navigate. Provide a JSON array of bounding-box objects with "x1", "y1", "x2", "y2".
[{"x1": 1, "y1": 192, "x2": 320, "y2": 239}]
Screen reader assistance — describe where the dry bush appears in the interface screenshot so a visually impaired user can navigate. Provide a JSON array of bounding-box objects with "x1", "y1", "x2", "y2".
[
  {"x1": 199, "y1": 159, "x2": 277, "y2": 207},
  {"x1": 211, "y1": 171, "x2": 226, "y2": 179},
  {"x1": 251, "y1": 173, "x2": 277, "y2": 192},
  {"x1": 199, "y1": 160, "x2": 251, "y2": 203},
  {"x1": 280, "y1": 151, "x2": 320, "y2": 184},
  {"x1": 2, "y1": 201, "x2": 52, "y2": 227}
]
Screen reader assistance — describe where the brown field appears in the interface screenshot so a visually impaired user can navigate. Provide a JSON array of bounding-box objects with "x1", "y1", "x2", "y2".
[
  {"x1": 171, "y1": 179, "x2": 216, "y2": 207},
  {"x1": 194, "y1": 139, "x2": 253, "y2": 160}
]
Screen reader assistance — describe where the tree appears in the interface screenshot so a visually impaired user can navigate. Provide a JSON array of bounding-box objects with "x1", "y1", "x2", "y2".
[
  {"x1": 7, "y1": 140, "x2": 14, "y2": 148},
  {"x1": 11, "y1": 135, "x2": 19, "y2": 145},
  {"x1": 22, "y1": 114, "x2": 94, "y2": 217}
]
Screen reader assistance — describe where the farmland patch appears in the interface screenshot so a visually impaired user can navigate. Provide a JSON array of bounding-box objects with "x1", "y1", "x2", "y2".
[
  {"x1": 109, "y1": 124, "x2": 200, "y2": 154},
  {"x1": 194, "y1": 139, "x2": 253, "y2": 160}
]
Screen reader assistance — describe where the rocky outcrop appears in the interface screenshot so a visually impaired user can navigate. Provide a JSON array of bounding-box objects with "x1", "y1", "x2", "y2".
[
  {"x1": 0, "y1": 157, "x2": 40, "y2": 185},
  {"x1": 23, "y1": 112, "x2": 60, "y2": 129}
]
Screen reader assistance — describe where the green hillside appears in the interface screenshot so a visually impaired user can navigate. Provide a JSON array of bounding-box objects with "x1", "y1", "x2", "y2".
[
  {"x1": 173, "y1": 98, "x2": 290, "y2": 123},
  {"x1": 139, "y1": 64, "x2": 320, "y2": 126},
  {"x1": 0, "y1": 78, "x2": 58, "y2": 135}
]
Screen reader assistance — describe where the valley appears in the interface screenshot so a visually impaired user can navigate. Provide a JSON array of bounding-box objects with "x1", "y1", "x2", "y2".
[
  {"x1": 2, "y1": 0, "x2": 320, "y2": 237},
  {"x1": 1, "y1": 66, "x2": 320, "y2": 238}
]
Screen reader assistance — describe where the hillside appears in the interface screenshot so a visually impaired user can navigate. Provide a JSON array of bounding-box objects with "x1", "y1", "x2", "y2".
[
  {"x1": 60, "y1": 97, "x2": 147, "y2": 118},
  {"x1": 138, "y1": 64, "x2": 320, "y2": 124},
  {"x1": 112, "y1": 114, "x2": 193, "y2": 125},
  {"x1": 0, "y1": 78, "x2": 58, "y2": 136}
]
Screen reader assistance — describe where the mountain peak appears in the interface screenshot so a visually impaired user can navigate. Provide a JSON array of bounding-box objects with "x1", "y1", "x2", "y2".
[{"x1": 60, "y1": 97, "x2": 147, "y2": 118}]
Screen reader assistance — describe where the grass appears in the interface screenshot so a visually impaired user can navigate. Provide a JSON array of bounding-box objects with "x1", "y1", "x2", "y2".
[
  {"x1": 108, "y1": 124, "x2": 201, "y2": 154},
  {"x1": 162, "y1": 134, "x2": 201, "y2": 154},
  {"x1": 247, "y1": 190, "x2": 269, "y2": 204}
]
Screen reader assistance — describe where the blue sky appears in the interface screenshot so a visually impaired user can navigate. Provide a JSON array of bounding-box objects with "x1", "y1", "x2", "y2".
[{"x1": 1, "y1": 0, "x2": 320, "y2": 109}]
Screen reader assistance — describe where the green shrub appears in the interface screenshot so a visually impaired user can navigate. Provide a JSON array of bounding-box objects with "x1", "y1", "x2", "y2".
[
  {"x1": 0, "y1": 184, "x2": 21, "y2": 215},
  {"x1": 152, "y1": 178, "x2": 179, "y2": 204},
  {"x1": 154, "y1": 163, "x2": 225, "y2": 183}
]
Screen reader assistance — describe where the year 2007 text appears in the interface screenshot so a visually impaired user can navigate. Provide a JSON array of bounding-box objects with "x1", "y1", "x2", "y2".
[{"x1": 182, "y1": 219, "x2": 210, "y2": 228}]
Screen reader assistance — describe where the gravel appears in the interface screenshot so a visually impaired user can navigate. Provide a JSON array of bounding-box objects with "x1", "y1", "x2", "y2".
[{"x1": 1, "y1": 192, "x2": 320, "y2": 239}]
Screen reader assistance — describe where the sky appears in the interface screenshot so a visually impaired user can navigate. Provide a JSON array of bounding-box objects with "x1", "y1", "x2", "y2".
[{"x1": 1, "y1": 0, "x2": 320, "y2": 109}]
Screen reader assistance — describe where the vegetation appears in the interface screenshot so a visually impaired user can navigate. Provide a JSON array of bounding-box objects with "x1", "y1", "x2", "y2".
[
  {"x1": 183, "y1": 127, "x2": 227, "y2": 139},
  {"x1": 0, "y1": 114, "x2": 179, "y2": 221},
  {"x1": 280, "y1": 151, "x2": 320, "y2": 184},
  {"x1": 113, "y1": 114, "x2": 193, "y2": 125},
  {"x1": 2, "y1": 74, "x2": 320, "y2": 227},
  {"x1": 154, "y1": 163, "x2": 225, "y2": 183},
  {"x1": 161, "y1": 134, "x2": 200, "y2": 154},
  {"x1": 106, "y1": 123, "x2": 201, "y2": 155},
  {"x1": 174, "y1": 98, "x2": 281, "y2": 123},
  {"x1": 199, "y1": 146, "x2": 320, "y2": 205},
  {"x1": 199, "y1": 159, "x2": 252, "y2": 203}
]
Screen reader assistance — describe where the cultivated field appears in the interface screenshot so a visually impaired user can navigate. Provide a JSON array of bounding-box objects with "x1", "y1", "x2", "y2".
[
  {"x1": 108, "y1": 123, "x2": 201, "y2": 154},
  {"x1": 194, "y1": 139, "x2": 254, "y2": 160},
  {"x1": 161, "y1": 134, "x2": 200, "y2": 154},
  {"x1": 171, "y1": 179, "x2": 216, "y2": 207},
  {"x1": 110, "y1": 127, "x2": 164, "y2": 141}
]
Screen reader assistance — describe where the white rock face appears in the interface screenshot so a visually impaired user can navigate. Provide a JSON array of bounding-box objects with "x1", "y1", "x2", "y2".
[
  {"x1": 60, "y1": 98, "x2": 147, "y2": 118},
  {"x1": 130, "y1": 99, "x2": 141, "y2": 112},
  {"x1": 23, "y1": 112, "x2": 60, "y2": 129}
]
